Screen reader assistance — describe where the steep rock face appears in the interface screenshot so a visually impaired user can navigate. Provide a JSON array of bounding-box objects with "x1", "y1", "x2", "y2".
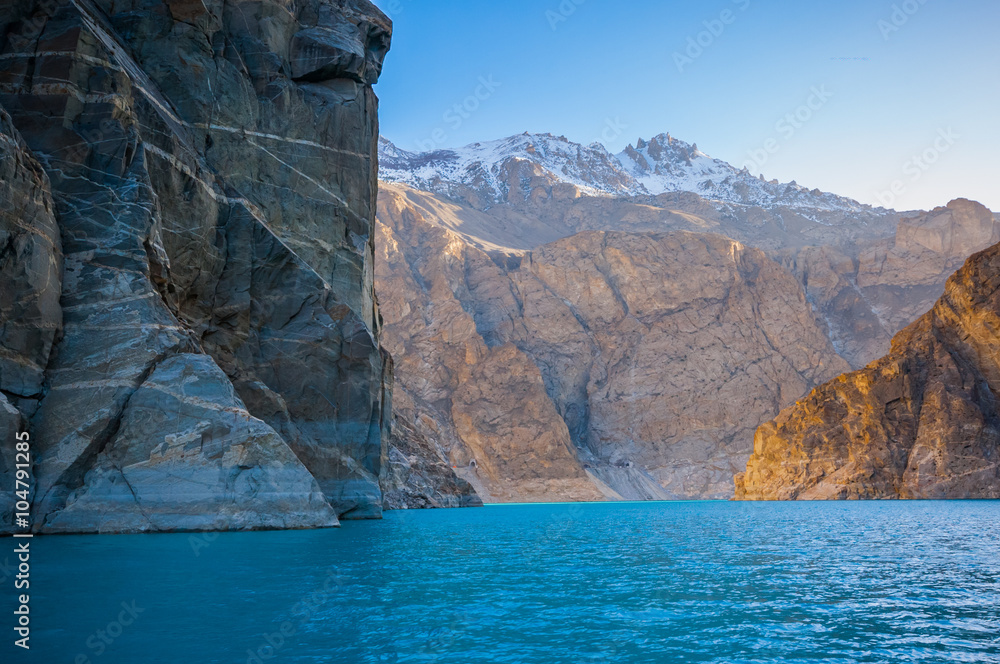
[
  {"x1": 506, "y1": 232, "x2": 851, "y2": 498},
  {"x1": 862, "y1": 200, "x2": 998, "y2": 287},
  {"x1": 43, "y1": 355, "x2": 339, "y2": 533},
  {"x1": 857, "y1": 199, "x2": 999, "y2": 333},
  {"x1": 786, "y1": 200, "x2": 1000, "y2": 368},
  {"x1": 0, "y1": 0, "x2": 393, "y2": 531},
  {"x1": 0, "y1": 107, "x2": 61, "y2": 534},
  {"x1": 381, "y1": 415, "x2": 483, "y2": 510},
  {"x1": 449, "y1": 343, "x2": 611, "y2": 502},
  {"x1": 376, "y1": 192, "x2": 606, "y2": 503},
  {"x1": 377, "y1": 185, "x2": 850, "y2": 499},
  {"x1": 736, "y1": 243, "x2": 1000, "y2": 500},
  {"x1": 0, "y1": 107, "x2": 61, "y2": 408},
  {"x1": 777, "y1": 245, "x2": 893, "y2": 368}
]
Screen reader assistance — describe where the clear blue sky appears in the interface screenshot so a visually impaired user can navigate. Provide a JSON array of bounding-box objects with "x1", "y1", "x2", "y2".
[{"x1": 371, "y1": 0, "x2": 999, "y2": 212}]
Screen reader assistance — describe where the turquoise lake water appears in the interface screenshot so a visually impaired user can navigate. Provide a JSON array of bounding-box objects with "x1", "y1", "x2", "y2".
[{"x1": 5, "y1": 501, "x2": 1000, "y2": 663}]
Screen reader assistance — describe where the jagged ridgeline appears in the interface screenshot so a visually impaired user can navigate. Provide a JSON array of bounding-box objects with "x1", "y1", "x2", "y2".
[
  {"x1": 0, "y1": 0, "x2": 415, "y2": 533},
  {"x1": 376, "y1": 132, "x2": 1000, "y2": 503}
]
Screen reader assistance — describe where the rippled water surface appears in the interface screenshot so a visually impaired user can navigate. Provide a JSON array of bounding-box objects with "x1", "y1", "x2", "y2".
[{"x1": 14, "y1": 501, "x2": 1000, "y2": 663}]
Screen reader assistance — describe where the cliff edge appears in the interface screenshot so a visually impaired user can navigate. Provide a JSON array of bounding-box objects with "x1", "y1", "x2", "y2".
[
  {"x1": 736, "y1": 242, "x2": 1000, "y2": 500},
  {"x1": 0, "y1": 0, "x2": 397, "y2": 532}
]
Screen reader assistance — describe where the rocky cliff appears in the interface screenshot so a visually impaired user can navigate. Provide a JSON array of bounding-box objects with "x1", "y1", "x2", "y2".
[
  {"x1": 736, "y1": 242, "x2": 1000, "y2": 500},
  {"x1": 376, "y1": 136, "x2": 999, "y2": 503},
  {"x1": 0, "y1": 0, "x2": 397, "y2": 532},
  {"x1": 379, "y1": 135, "x2": 902, "y2": 253},
  {"x1": 784, "y1": 199, "x2": 1000, "y2": 368},
  {"x1": 381, "y1": 415, "x2": 483, "y2": 510},
  {"x1": 376, "y1": 183, "x2": 852, "y2": 500},
  {"x1": 376, "y1": 188, "x2": 610, "y2": 503}
]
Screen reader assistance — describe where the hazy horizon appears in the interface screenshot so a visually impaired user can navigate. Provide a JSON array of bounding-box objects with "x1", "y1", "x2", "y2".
[{"x1": 372, "y1": 0, "x2": 1000, "y2": 213}]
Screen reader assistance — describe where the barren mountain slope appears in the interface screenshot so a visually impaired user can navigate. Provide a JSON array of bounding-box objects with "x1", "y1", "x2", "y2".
[
  {"x1": 737, "y1": 242, "x2": 1000, "y2": 500},
  {"x1": 377, "y1": 185, "x2": 851, "y2": 499},
  {"x1": 376, "y1": 136, "x2": 998, "y2": 502}
]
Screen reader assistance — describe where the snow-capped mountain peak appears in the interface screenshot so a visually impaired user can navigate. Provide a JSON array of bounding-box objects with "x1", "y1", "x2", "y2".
[
  {"x1": 378, "y1": 133, "x2": 888, "y2": 217},
  {"x1": 378, "y1": 133, "x2": 642, "y2": 201}
]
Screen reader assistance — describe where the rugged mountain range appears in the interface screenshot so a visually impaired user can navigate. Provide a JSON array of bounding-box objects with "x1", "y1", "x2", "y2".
[
  {"x1": 376, "y1": 135, "x2": 1000, "y2": 503},
  {"x1": 2, "y1": 0, "x2": 994, "y2": 526},
  {"x1": 0, "y1": 0, "x2": 396, "y2": 533},
  {"x1": 377, "y1": 186, "x2": 849, "y2": 500},
  {"x1": 381, "y1": 132, "x2": 887, "y2": 218},
  {"x1": 737, "y1": 242, "x2": 1000, "y2": 500},
  {"x1": 379, "y1": 133, "x2": 900, "y2": 248}
]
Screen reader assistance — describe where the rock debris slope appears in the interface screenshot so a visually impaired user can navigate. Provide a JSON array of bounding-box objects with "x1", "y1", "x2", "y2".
[
  {"x1": 0, "y1": 0, "x2": 406, "y2": 532},
  {"x1": 736, "y1": 242, "x2": 1000, "y2": 500}
]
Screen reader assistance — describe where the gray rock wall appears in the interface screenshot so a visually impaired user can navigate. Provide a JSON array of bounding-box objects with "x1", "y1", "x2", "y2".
[{"x1": 0, "y1": 0, "x2": 394, "y2": 532}]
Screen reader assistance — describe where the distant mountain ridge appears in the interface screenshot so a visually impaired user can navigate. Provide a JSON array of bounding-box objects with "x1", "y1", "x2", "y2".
[
  {"x1": 378, "y1": 133, "x2": 893, "y2": 219},
  {"x1": 375, "y1": 131, "x2": 1000, "y2": 506}
]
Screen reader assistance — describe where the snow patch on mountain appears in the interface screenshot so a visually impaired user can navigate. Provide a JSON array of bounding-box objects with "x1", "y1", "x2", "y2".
[
  {"x1": 378, "y1": 134, "x2": 642, "y2": 201},
  {"x1": 616, "y1": 133, "x2": 877, "y2": 214},
  {"x1": 378, "y1": 133, "x2": 892, "y2": 218}
]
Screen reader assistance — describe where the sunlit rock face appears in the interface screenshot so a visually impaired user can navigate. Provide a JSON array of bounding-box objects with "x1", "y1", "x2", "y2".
[
  {"x1": 376, "y1": 184, "x2": 852, "y2": 501},
  {"x1": 0, "y1": 0, "x2": 396, "y2": 531},
  {"x1": 783, "y1": 199, "x2": 1000, "y2": 369},
  {"x1": 737, "y1": 242, "x2": 1000, "y2": 501},
  {"x1": 375, "y1": 134, "x2": 999, "y2": 502}
]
